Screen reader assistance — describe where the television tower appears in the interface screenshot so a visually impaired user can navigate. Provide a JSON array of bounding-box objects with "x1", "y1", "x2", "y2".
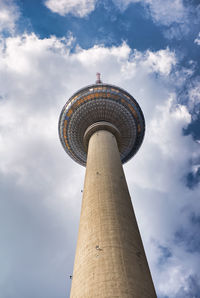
[{"x1": 58, "y1": 74, "x2": 156, "y2": 297}]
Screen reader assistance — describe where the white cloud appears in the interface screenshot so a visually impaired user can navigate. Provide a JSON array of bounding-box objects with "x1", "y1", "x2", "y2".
[
  {"x1": 44, "y1": 0, "x2": 96, "y2": 17},
  {"x1": 0, "y1": 33, "x2": 200, "y2": 297},
  {"x1": 115, "y1": 0, "x2": 187, "y2": 25},
  {"x1": 142, "y1": 48, "x2": 176, "y2": 75},
  {"x1": 188, "y1": 79, "x2": 200, "y2": 110},
  {"x1": 194, "y1": 32, "x2": 200, "y2": 45},
  {"x1": 0, "y1": 0, "x2": 19, "y2": 33},
  {"x1": 114, "y1": 0, "x2": 199, "y2": 39},
  {"x1": 146, "y1": 0, "x2": 187, "y2": 26}
]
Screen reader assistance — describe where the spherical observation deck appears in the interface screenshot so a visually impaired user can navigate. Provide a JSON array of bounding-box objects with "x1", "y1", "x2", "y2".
[{"x1": 58, "y1": 83, "x2": 145, "y2": 166}]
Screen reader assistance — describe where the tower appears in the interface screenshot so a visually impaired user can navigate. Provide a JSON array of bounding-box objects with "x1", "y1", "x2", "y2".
[{"x1": 58, "y1": 75, "x2": 156, "y2": 297}]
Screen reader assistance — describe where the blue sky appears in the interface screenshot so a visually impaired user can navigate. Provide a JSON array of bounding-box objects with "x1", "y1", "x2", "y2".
[{"x1": 0, "y1": 0, "x2": 200, "y2": 297}]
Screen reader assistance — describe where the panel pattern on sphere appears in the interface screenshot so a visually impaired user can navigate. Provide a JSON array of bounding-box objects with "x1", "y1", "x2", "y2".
[{"x1": 58, "y1": 84, "x2": 145, "y2": 166}]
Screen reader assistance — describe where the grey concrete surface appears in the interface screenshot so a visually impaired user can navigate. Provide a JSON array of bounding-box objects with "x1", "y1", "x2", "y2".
[{"x1": 70, "y1": 130, "x2": 156, "y2": 297}]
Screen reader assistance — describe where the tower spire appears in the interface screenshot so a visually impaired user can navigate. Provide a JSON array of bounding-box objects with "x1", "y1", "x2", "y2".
[{"x1": 96, "y1": 72, "x2": 102, "y2": 84}]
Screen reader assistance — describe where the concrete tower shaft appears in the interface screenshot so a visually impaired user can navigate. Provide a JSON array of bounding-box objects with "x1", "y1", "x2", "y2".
[{"x1": 70, "y1": 129, "x2": 156, "y2": 297}]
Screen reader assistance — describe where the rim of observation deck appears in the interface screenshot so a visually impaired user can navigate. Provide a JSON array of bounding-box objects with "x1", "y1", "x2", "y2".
[
  {"x1": 59, "y1": 83, "x2": 145, "y2": 120},
  {"x1": 58, "y1": 83, "x2": 145, "y2": 166}
]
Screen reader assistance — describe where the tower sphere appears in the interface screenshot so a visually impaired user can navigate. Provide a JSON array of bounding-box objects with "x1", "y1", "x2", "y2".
[{"x1": 58, "y1": 83, "x2": 145, "y2": 166}]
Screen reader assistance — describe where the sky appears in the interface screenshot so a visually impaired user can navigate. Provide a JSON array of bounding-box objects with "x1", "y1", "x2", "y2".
[{"x1": 0, "y1": 0, "x2": 200, "y2": 297}]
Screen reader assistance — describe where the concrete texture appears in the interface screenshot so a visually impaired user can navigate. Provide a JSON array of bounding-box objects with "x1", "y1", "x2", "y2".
[{"x1": 70, "y1": 130, "x2": 156, "y2": 297}]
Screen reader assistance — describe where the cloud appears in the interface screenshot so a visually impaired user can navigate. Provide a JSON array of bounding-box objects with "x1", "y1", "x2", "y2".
[
  {"x1": 139, "y1": 48, "x2": 176, "y2": 75},
  {"x1": 0, "y1": 0, "x2": 20, "y2": 33},
  {"x1": 114, "y1": 0, "x2": 187, "y2": 25},
  {"x1": 114, "y1": 0, "x2": 200, "y2": 39},
  {"x1": 194, "y1": 32, "x2": 200, "y2": 46},
  {"x1": 44, "y1": 0, "x2": 96, "y2": 17},
  {"x1": 0, "y1": 32, "x2": 200, "y2": 297},
  {"x1": 145, "y1": 0, "x2": 187, "y2": 26}
]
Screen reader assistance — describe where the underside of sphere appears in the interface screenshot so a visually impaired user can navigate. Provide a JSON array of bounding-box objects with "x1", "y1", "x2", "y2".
[{"x1": 58, "y1": 84, "x2": 145, "y2": 166}]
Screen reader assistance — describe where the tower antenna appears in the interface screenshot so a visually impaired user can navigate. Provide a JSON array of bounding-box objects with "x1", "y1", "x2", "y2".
[{"x1": 96, "y1": 72, "x2": 102, "y2": 84}]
